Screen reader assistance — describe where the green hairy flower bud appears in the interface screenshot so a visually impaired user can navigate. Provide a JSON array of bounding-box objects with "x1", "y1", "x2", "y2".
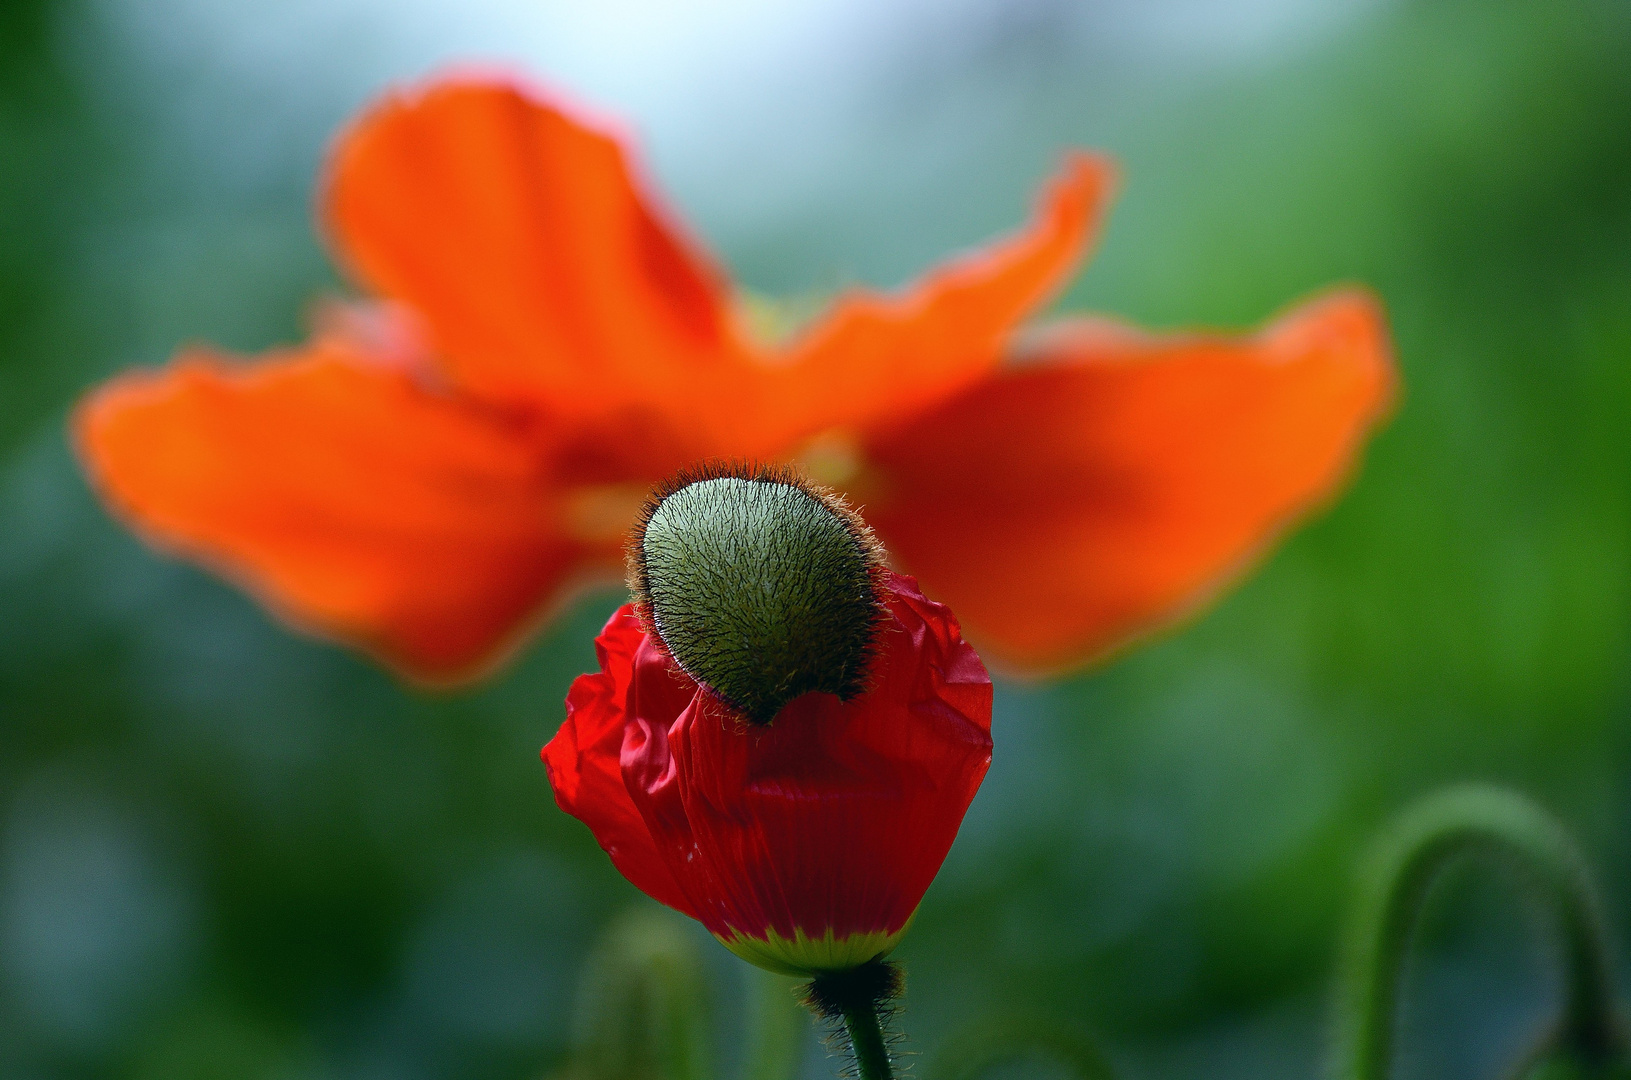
[{"x1": 629, "y1": 464, "x2": 887, "y2": 726}]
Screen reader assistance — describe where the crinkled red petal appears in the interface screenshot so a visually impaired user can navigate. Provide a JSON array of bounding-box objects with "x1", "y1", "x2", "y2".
[
  {"x1": 618, "y1": 573, "x2": 992, "y2": 945},
  {"x1": 543, "y1": 606, "x2": 698, "y2": 917}
]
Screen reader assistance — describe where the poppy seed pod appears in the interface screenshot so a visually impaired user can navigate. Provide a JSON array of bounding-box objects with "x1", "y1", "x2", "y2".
[
  {"x1": 629, "y1": 465, "x2": 888, "y2": 725},
  {"x1": 544, "y1": 467, "x2": 993, "y2": 977}
]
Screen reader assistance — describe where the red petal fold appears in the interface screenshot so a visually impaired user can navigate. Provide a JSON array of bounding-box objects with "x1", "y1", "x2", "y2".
[
  {"x1": 862, "y1": 289, "x2": 1397, "y2": 673},
  {"x1": 323, "y1": 78, "x2": 759, "y2": 429},
  {"x1": 544, "y1": 607, "x2": 698, "y2": 918},
  {"x1": 73, "y1": 342, "x2": 592, "y2": 680},
  {"x1": 764, "y1": 153, "x2": 1115, "y2": 446}
]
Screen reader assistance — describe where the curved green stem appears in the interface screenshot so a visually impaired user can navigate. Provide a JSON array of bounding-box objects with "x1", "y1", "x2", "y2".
[{"x1": 1333, "y1": 784, "x2": 1626, "y2": 1080}]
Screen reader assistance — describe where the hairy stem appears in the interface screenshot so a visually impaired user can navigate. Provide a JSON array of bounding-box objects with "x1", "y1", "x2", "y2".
[
  {"x1": 804, "y1": 960, "x2": 902, "y2": 1080},
  {"x1": 840, "y1": 1001, "x2": 894, "y2": 1080}
]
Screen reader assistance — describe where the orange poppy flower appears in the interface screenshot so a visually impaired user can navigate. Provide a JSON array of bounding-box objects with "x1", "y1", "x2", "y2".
[{"x1": 73, "y1": 75, "x2": 1395, "y2": 683}]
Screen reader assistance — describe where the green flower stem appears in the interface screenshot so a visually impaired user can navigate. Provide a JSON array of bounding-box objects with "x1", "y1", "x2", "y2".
[
  {"x1": 804, "y1": 961, "x2": 903, "y2": 1080},
  {"x1": 839, "y1": 1000, "x2": 894, "y2": 1080},
  {"x1": 1334, "y1": 784, "x2": 1626, "y2": 1080}
]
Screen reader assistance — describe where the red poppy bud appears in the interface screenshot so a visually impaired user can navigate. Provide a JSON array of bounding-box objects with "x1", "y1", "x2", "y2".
[{"x1": 543, "y1": 470, "x2": 992, "y2": 977}]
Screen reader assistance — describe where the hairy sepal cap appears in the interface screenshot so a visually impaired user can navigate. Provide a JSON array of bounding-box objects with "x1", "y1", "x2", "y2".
[{"x1": 631, "y1": 464, "x2": 888, "y2": 725}]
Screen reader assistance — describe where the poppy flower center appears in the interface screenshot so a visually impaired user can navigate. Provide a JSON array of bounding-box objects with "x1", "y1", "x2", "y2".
[{"x1": 631, "y1": 466, "x2": 886, "y2": 725}]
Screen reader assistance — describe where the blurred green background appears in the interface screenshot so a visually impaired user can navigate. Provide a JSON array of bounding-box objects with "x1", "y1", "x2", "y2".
[{"x1": 3, "y1": 0, "x2": 1631, "y2": 1077}]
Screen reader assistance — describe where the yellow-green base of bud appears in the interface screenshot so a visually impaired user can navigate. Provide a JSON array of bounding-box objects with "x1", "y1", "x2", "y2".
[{"x1": 716, "y1": 921, "x2": 911, "y2": 977}]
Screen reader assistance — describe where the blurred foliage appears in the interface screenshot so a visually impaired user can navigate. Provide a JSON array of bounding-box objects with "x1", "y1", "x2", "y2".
[
  {"x1": 566, "y1": 909, "x2": 716, "y2": 1080},
  {"x1": 555, "y1": 908, "x2": 806, "y2": 1080},
  {"x1": 0, "y1": 0, "x2": 88, "y2": 453},
  {"x1": 925, "y1": 1017, "x2": 1117, "y2": 1080},
  {"x1": 2, "y1": 0, "x2": 1630, "y2": 1078}
]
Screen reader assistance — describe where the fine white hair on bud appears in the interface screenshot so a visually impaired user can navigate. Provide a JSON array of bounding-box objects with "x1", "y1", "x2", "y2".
[{"x1": 628, "y1": 463, "x2": 888, "y2": 726}]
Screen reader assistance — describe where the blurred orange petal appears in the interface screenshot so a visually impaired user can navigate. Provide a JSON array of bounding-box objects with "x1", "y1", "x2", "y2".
[
  {"x1": 768, "y1": 153, "x2": 1116, "y2": 443},
  {"x1": 861, "y1": 289, "x2": 1396, "y2": 673},
  {"x1": 72, "y1": 71, "x2": 1402, "y2": 686},
  {"x1": 73, "y1": 342, "x2": 597, "y2": 681},
  {"x1": 323, "y1": 78, "x2": 758, "y2": 428}
]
